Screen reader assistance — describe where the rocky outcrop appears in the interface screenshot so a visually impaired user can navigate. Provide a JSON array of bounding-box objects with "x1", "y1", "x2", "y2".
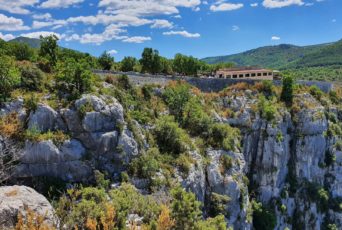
[{"x1": 0, "y1": 185, "x2": 57, "y2": 229}]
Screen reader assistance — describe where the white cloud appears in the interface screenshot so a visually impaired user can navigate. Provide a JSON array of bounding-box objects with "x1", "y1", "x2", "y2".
[
  {"x1": 210, "y1": 2, "x2": 244, "y2": 12},
  {"x1": 20, "y1": 31, "x2": 62, "y2": 39},
  {"x1": 271, "y1": 36, "x2": 281, "y2": 40},
  {"x1": 0, "y1": 32, "x2": 15, "y2": 41},
  {"x1": 151, "y1": 19, "x2": 173, "y2": 29},
  {"x1": 98, "y1": 0, "x2": 201, "y2": 17},
  {"x1": 0, "y1": 14, "x2": 30, "y2": 31},
  {"x1": 173, "y1": 15, "x2": 182, "y2": 19},
  {"x1": 32, "y1": 19, "x2": 67, "y2": 29},
  {"x1": 40, "y1": 0, "x2": 84, "y2": 9},
  {"x1": 67, "y1": 14, "x2": 152, "y2": 27},
  {"x1": 0, "y1": 0, "x2": 39, "y2": 14},
  {"x1": 232, "y1": 25, "x2": 240, "y2": 31},
  {"x1": 108, "y1": 49, "x2": 118, "y2": 55},
  {"x1": 122, "y1": 36, "x2": 151, "y2": 43},
  {"x1": 32, "y1": 13, "x2": 52, "y2": 20},
  {"x1": 251, "y1": 3, "x2": 259, "y2": 7},
  {"x1": 263, "y1": 0, "x2": 304, "y2": 9},
  {"x1": 163, "y1": 30, "x2": 200, "y2": 38}
]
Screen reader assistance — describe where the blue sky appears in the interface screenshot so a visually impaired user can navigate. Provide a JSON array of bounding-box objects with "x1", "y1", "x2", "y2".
[{"x1": 0, "y1": 0, "x2": 341, "y2": 60}]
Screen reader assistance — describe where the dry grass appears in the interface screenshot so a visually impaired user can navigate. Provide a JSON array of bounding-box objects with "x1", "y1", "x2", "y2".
[{"x1": 0, "y1": 113, "x2": 23, "y2": 139}]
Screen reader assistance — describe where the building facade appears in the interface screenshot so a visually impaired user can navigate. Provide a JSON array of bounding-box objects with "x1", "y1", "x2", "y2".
[{"x1": 215, "y1": 67, "x2": 280, "y2": 80}]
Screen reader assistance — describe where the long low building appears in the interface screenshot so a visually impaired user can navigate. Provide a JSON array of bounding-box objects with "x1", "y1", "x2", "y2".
[{"x1": 216, "y1": 67, "x2": 281, "y2": 80}]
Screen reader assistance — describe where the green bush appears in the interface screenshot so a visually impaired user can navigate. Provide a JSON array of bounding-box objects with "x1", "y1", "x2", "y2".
[
  {"x1": 182, "y1": 97, "x2": 212, "y2": 135},
  {"x1": 98, "y1": 51, "x2": 114, "y2": 70},
  {"x1": 258, "y1": 95, "x2": 277, "y2": 121},
  {"x1": 219, "y1": 154, "x2": 233, "y2": 173},
  {"x1": 252, "y1": 200, "x2": 276, "y2": 230},
  {"x1": 171, "y1": 186, "x2": 202, "y2": 230},
  {"x1": 208, "y1": 193, "x2": 230, "y2": 217},
  {"x1": 195, "y1": 215, "x2": 227, "y2": 230},
  {"x1": 281, "y1": 74, "x2": 294, "y2": 105},
  {"x1": 309, "y1": 85, "x2": 324, "y2": 101},
  {"x1": 56, "y1": 58, "x2": 94, "y2": 99},
  {"x1": 10, "y1": 42, "x2": 34, "y2": 61},
  {"x1": 207, "y1": 123, "x2": 240, "y2": 151},
  {"x1": 0, "y1": 55, "x2": 20, "y2": 102},
  {"x1": 128, "y1": 148, "x2": 160, "y2": 179},
  {"x1": 163, "y1": 81, "x2": 192, "y2": 122},
  {"x1": 155, "y1": 116, "x2": 192, "y2": 155},
  {"x1": 20, "y1": 64, "x2": 44, "y2": 91},
  {"x1": 24, "y1": 94, "x2": 39, "y2": 112}
]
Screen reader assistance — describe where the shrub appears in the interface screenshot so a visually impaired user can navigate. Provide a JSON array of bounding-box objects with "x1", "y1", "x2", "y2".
[
  {"x1": 258, "y1": 80, "x2": 275, "y2": 98},
  {"x1": 24, "y1": 94, "x2": 39, "y2": 112},
  {"x1": 195, "y1": 215, "x2": 227, "y2": 230},
  {"x1": 24, "y1": 128, "x2": 69, "y2": 146},
  {"x1": 219, "y1": 154, "x2": 233, "y2": 173},
  {"x1": 163, "y1": 81, "x2": 192, "y2": 122},
  {"x1": 98, "y1": 51, "x2": 114, "y2": 70},
  {"x1": 171, "y1": 186, "x2": 202, "y2": 230},
  {"x1": 157, "y1": 205, "x2": 175, "y2": 230},
  {"x1": 0, "y1": 113, "x2": 22, "y2": 138},
  {"x1": 335, "y1": 140, "x2": 342, "y2": 151},
  {"x1": 0, "y1": 55, "x2": 20, "y2": 102},
  {"x1": 128, "y1": 148, "x2": 160, "y2": 179},
  {"x1": 175, "y1": 153, "x2": 193, "y2": 176},
  {"x1": 309, "y1": 85, "x2": 324, "y2": 101},
  {"x1": 208, "y1": 193, "x2": 230, "y2": 217},
  {"x1": 19, "y1": 64, "x2": 44, "y2": 91},
  {"x1": 258, "y1": 95, "x2": 277, "y2": 121},
  {"x1": 252, "y1": 200, "x2": 276, "y2": 230},
  {"x1": 329, "y1": 90, "x2": 340, "y2": 104},
  {"x1": 11, "y1": 42, "x2": 34, "y2": 61},
  {"x1": 280, "y1": 74, "x2": 294, "y2": 105},
  {"x1": 182, "y1": 97, "x2": 212, "y2": 135},
  {"x1": 56, "y1": 58, "x2": 94, "y2": 99},
  {"x1": 207, "y1": 123, "x2": 240, "y2": 151},
  {"x1": 155, "y1": 116, "x2": 192, "y2": 155}
]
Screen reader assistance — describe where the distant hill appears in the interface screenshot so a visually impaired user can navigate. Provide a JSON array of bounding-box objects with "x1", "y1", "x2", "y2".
[
  {"x1": 9, "y1": 37, "x2": 41, "y2": 48},
  {"x1": 201, "y1": 41, "x2": 341, "y2": 69}
]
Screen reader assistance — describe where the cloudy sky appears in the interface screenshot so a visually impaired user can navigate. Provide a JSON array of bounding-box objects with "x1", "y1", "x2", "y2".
[{"x1": 0, "y1": 0, "x2": 341, "y2": 60}]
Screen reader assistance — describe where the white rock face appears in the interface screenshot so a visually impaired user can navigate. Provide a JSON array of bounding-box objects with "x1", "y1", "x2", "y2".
[
  {"x1": 0, "y1": 186, "x2": 57, "y2": 229},
  {"x1": 27, "y1": 104, "x2": 65, "y2": 132}
]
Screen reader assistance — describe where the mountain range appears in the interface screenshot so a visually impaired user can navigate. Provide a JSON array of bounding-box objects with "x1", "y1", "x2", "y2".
[{"x1": 202, "y1": 39, "x2": 342, "y2": 69}]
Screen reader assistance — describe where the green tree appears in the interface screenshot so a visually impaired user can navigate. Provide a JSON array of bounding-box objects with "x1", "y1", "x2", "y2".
[
  {"x1": 155, "y1": 116, "x2": 192, "y2": 155},
  {"x1": 0, "y1": 55, "x2": 20, "y2": 102},
  {"x1": 19, "y1": 63, "x2": 44, "y2": 91},
  {"x1": 98, "y1": 51, "x2": 114, "y2": 70},
  {"x1": 140, "y1": 48, "x2": 161, "y2": 74},
  {"x1": 173, "y1": 54, "x2": 200, "y2": 76},
  {"x1": 39, "y1": 35, "x2": 59, "y2": 67},
  {"x1": 171, "y1": 186, "x2": 202, "y2": 230},
  {"x1": 280, "y1": 74, "x2": 294, "y2": 105},
  {"x1": 120, "y1": 56, "x2": 137, "y2": 72},
  {"x1": 252, "y1": 201, "x2": 276, "y2": 230},
  {"x1": 10, "y1": 42, "x2": 34, "y2": 61},
  {"x1": 163, "y1": 81, "x2": 192, "y2": 121},
  {"x1": 56, "y1": 58, "x2": 93, "y2": 99}
]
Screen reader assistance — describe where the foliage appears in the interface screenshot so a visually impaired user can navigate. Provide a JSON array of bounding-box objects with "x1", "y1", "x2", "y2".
[
  {"x1": 98, "y1": 51, "x2": 114, "y2": 70},
  {"x1": 170, "y1": 186, "x2": 202, "y2": 230},
  {"x1": 154, "y1": 116, "x2": 192, "y2": 155},
  {"x1": 219, "y1": 154, "x2": 233, "y2": 173},
  {"x1": 173, "y1": 53, "x2": 200, "y2": 76},
  {"x1": 163, "y1": 81, "x2": 192, "y2": 121},
  {"x1": 24, "y1": 127, "x2": 69, "y2": 146},
  {"x1": 56, "y1": 58, "x2": 94, "y2": 99},
  {"x1": 195, "y1": 215, "x2": 227, "y2": 230},
  {"x1": 0, "y1": 55, "x2": 20, "y2": 102},
  {"x1": 208, "y1": 193, "x2": 230, "y2": 217},
  {"x1": 157, "y1": 205, "x2": 175, "y2": 230},
  {"x1": 182, "y1": 97, "x2": 212, "y2": 135},
  {"x1": 0, "y1": 113, "x2": 23, "y2": 139},
  {"x1": 281, "y1": 74, "x2": 294, "y2": 105},
  {"x1": 15, "y1": 207, "x2": 55, "y2": 230},
  {"x1": 19, "y1": 63, "x2": 44, "y2": 91},
  {"x1": 10, "y1": 42, "x2": 35, "y2": 61},
  {"x1": 309, "y1": 85, "x2": 324, "y2": 101},
  {"x1": 258, "y1": 95, "x2": 277, "y2": 121},
  {"x1": 39, "y1": 35, "x2": 59, "y2": 67},
  {"x1": 140, "y1": 48, "x2": 161, "y2": 74},
  {"x1": 306, "y1": 182, "x2": 329, "y2": 212},
  {"x1": 24, "y1": 94, "x2": 39, "y2": 112},
  {"x1": 207, "y1": 123, "x2": 240, "y2": 151},
  {"x1": 120, "y1": 56, "x2": 137, "y2": 72},
  {"x1": 252, "y1": 200, "x2": 276, "y2": 230},
  {"x1": 128, "y1": 148, "x2": 160, "y2": 180}
]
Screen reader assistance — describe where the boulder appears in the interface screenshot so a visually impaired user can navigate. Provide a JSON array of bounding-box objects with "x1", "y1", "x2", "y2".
[
  {"x1": 0, "y1": 186, "x2": 57, "y2": 229},
  {"x1": 27, "y1": 104, "x2": 65, "y2": 132}
]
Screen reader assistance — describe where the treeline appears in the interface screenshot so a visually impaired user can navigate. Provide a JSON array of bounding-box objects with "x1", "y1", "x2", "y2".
[{"x1": 106, "y1": 48, "x2": 234, "y2": 76}]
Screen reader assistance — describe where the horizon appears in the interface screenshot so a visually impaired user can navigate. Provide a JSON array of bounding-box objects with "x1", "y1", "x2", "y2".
[{"x1": 0, "y1": 0, "x2": 341, "y2": 60}]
